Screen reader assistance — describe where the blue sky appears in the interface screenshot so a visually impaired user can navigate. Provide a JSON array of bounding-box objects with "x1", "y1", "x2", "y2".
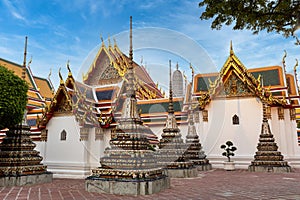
[{"x1": 0, "y1": 0, "x2": 299, "y2": 89}]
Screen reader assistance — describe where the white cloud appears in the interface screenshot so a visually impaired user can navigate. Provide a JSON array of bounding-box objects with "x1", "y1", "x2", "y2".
[{"x1": 2, "y1": 0, "x2": 26, "y2": 21}]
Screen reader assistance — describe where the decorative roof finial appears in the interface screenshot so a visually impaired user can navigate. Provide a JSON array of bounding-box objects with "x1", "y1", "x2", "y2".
[
  {"x1": 190, "y1": 63, "x2": 194, "y2": 84},
  {"x1": 108, "y1": 35, "x2": 111, "y2": 47},
  {"x1": 67, "y1": 60, "x2": 72, "y2": 77},
  {"x1": 282, "y1": 50, "x2": 287, "y2": 73},
  {"x1": 282, "y1": 50, "x2": 290, "y2": 102},
  {"x1": 100, "y1": 34, "x2": 104, "y2": 47},
  {"x1": 22, "y1": 36, "x2": 28, "y2": 80},
  {"x1": 230, "y1": 40, "x2": 234, "y2": 56},
  {"x1": 129, "y1": 16, "x2": 133, "y2": 67},
  {"x1": 168, "y1": 60, "x2": 174, "y2": 114},
  {"x1": 140, "y1": 56, "x2": 143, "y2": 66},
  {"x1": 113, "y1": 38, "x2": 117, "y2": 48},
  {"x1": 28, "y1": 56, "x2": 32, "y2": 68},
  {"x1": 59, "y1": 67, "x2": 64, "y2": 85},
  {"x1": 294, "y1": 59, "x2": 300, "y2": 94},
  {"x1": 176, "y1": 62, "x2": 179, "y2": 70},
  {"x1": 48, "y1": 68, "x2": 52, "y2": 80}
]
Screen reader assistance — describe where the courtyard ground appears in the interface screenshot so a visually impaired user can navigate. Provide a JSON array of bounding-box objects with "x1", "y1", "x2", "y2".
[{"x1": 1, "y1": 168, "x2": 300, "y2": 200}]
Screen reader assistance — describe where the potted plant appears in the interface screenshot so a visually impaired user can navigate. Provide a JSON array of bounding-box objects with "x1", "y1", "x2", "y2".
[{"x1": 220, "y1": 141, "x2": 237, "y2": 170}]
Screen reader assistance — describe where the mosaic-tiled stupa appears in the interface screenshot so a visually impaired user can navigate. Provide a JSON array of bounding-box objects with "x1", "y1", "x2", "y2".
[
  {"x1": 0, "y1": 37, "x2": 52, "y2": 186},
  {"x1": 248, "y1": 100, "x2": 292, "y2": 172},
  {"x1": 85, "y1": 17, "x2": 170, "y2": 195},
  {"x1": 184, "y1": 67, "x2": 211, "y2": 170},
  {"x1": 0, "y1": 113, "x2": 52, "y2": 186},
  {"x1": 157, "y1": 61, "x2": 197, "y2": 178}
]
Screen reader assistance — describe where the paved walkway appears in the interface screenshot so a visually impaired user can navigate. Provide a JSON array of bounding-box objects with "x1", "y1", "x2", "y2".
[{"x1": 1, "y1": 169, "x2": 300, "y2": 200}]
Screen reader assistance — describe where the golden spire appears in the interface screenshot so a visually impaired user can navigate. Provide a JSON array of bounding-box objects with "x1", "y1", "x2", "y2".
[
  {"x1": 22, "y1": 36, "x2": 28, "y2": 80},
  {"x1": 230, "y1": 40, "x2": 234, "y2": 56}
]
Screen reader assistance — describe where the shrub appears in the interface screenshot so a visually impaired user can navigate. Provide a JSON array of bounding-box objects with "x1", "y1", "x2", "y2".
[{"x1": 0, "y1": 65, "x2": 28, "y2": 129}]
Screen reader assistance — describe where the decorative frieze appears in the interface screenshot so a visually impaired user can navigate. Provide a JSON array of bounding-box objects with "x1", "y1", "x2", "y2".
[
  {"x1": 95, "y1": 127, "x2": 104, "y2": 140},
  {"x1": 290, "y1": 108, "x2": 296, "y2": 121},
  {"x1": 80, "y1": 127, "x2": 89, "y2": 141},
  {"x1": 202, "y1": 110, "x2": 208, "y2": 122},
  {"x1": 278, "y1": 107, "x2": 284, "y2": 120},
  {"x1": 194, "y1": 111, "x2": 200, "y2": 123},
  {"x1": 41, "y1": 129, "x2": 48, "y2": 142}
]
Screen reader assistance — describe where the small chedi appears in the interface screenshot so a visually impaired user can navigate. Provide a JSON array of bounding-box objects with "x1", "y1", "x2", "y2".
[
  {"x1": 0, "y1": 37, "x2": 52, "y2": 186},
  {"x1": 157, "y1": 61, "x2": 197, "y2": 178},
  {"x1": 248, "y1": 100, "x2": 291, "y2": 172},
  {"x1": 0, "y1": 112, "x2": 52, "y2": 186},
  {"x1": 85, "y1": 16, "x2": 170, "y2": 195},
  {"x1": 184, "y1": 65, "x2": 211, "y2": 171}
]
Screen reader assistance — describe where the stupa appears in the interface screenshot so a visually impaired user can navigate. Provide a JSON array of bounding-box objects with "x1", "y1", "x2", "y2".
[
  {"x1": 157, "y1": 61, "x2": 197, "y2": 178},
  {"x1": 184, "y1": 65, "x2": 211, "y2": 171},
  {"x1": 85, "y1": 17, "x2": 170, "y2": 195},
  {"x1": 0, "y1": 37, "x2": 52, "y2": 186},
  {"x1": 248, "y1": 99, "x2": 292, "y2": 172}
]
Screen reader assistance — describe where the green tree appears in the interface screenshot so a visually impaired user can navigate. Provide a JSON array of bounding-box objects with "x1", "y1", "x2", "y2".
[
  {"x1": 199, "y1": 0, "x2": 300, "y2": 40},
  {"x1": 0, "y1": 65, "x2": 28, "y2": 130}
]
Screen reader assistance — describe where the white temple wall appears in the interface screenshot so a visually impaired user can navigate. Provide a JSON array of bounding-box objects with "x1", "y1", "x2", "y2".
[
  {"x1": 203, "y1": 97, "x2": 262, "y2": 168},
  {"x1": 41, "y1": 115, "x2": 91, "y2": 178}
]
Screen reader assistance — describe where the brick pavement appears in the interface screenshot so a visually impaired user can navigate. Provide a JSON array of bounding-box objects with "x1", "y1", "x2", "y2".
[{"x1": 1, "y1": 169, "x2": 300, "y2": 200}]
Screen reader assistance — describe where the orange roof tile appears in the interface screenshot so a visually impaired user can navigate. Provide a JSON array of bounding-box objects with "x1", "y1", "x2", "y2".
[{"x1": 34, "y1": 76, "x2": 54, "y2": 99}]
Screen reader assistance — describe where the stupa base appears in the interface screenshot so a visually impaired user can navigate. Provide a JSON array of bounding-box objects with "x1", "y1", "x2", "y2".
[
  {"x1": 166, "y1": 167, "x2": 198, "y2": 178},
  {"x1": 0, "y1": 172, "x2": 53, "y2": 186},
  {"x1": 85, "y1": 176, "x2": 170, "y2": 195},
  {"x1": 195, "y1": 163, "x2": 212, "y2": 171},
  {"x1": 248, "y1": 165, "x2": 292, "y2": 173}
]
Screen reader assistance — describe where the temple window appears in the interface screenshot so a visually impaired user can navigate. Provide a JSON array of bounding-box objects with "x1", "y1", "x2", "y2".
[
  {"x1": 232, "y1": 114, "x2": 239, "y2": 125},
  {"x1": 60, "y1": 130, "x2": 67, "y2": 141}
]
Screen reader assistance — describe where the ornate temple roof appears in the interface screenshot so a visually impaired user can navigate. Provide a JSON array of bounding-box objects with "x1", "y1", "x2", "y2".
[
  {"x1": 82, "y1": 40, "x2": 163, "y2": 100},
  {"x1": 195, "y1": 42, "x2": 298, "y2": 110}
]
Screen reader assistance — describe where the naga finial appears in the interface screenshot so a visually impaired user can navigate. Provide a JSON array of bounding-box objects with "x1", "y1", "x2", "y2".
[{"x1": 59, "y1": 67, "x2": 64, "y2": 85}]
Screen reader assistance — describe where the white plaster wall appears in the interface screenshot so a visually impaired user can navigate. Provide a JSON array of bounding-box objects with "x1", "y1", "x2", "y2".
[
  {"x1": 203, "y1": 97, "x2": 262, "y2": 167},
  {"x1": 42, "y1": 115, "x2": 90, "y2": 178},
  {"x1": 35, "y1": 141, "x2": 46, "y2": 163}
]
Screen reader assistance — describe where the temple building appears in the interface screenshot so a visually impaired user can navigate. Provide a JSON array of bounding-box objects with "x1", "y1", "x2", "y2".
[{"x1": 1, "y1": 35, "x2": 300, "y2": 178}]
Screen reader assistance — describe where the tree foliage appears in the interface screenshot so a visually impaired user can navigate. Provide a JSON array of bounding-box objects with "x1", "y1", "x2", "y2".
[
  {"x1": 0, "y1": 65, "x2": 28, "y2": 130},
  {"x1": 199, "y1": 0, "x2": 300, "y2": 38}
]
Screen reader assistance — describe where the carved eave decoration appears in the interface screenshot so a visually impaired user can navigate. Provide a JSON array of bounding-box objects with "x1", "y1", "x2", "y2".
[
  {"x1": 37, "y1": 80, "x2": 73, "y2": 128},
  {"x1": 198, "y1": 43, "x2": 286, "y2": 110},
  {"x1": 65, "y1": 62, "x2": 75, "y2": 90},
  {"x1": 72, "y1": 86, "x2": 100, "y2": 127}
]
